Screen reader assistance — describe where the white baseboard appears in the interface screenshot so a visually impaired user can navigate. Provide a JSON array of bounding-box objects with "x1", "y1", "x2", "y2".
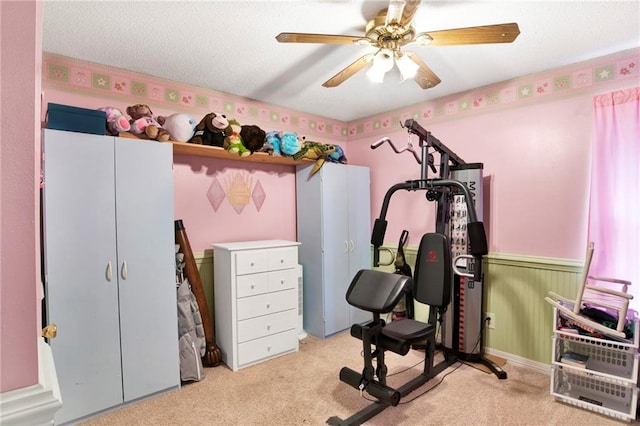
[
  {"x1": 485, "y1": 347, "x2": 551, "y2": 375},
  {"x1": 0, "y1": 339, "x2": 62, "y2": 426}
]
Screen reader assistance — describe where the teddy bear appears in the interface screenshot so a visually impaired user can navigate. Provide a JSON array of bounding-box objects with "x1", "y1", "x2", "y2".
[
  {"x1": 98, "y1": 106, "x2": 130, "y2": 136},
  {"x1": 188, "y1": 112, "x2": 229, "y2": 146},
  {"x1": 259, "y1": 131, "x2": 282, "y2": 155},
  {"x1": 280, "y1": 131, "x2": 302, "y2": 157},
  {"x1": 157, "y1": 113, "x2": 197, "y2": 142},
  {"x1": 239, "y1": 124, "x2": 266, "y2": 153},
  {"x1": 223, "y1": 119, "x2": 250, "y2": 157},
  {"x1": 126, "y1": 104, "x2": 170, "y2": 142}
]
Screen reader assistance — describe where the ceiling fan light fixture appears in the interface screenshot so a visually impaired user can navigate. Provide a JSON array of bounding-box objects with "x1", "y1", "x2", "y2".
[
  {"x1": 366, "y1": 66, "x2": 386, "y2": 83},
  {"x1": 414, "y1": 32, "x2": 433, "y2": 46},
  {"x1": 373, "y1": 49, "x2": 395, "y2": 73},
  {"x1": 396, "y1": 53, "x2": 419, "y2": 80}
]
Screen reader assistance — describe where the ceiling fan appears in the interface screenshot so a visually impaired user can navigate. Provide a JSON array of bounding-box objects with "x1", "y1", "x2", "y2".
[{"x1": 275, "y1": 0, "x2": 520, "y2": 89}]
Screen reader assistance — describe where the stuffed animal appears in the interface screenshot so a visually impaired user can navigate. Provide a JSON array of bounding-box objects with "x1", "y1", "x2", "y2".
[
  {"x1": 279, "y1": 132, "x2": 302, "y2": 157},
  {"x1": 293, "y1": 140, "x2": 337, "y2": 177},
  {"x1": 98, "y1": 107, "x2": 130, "y2": 135},
  {"x1": 240, "y1": 125, "x2": 266, "y2": 153},
  {"x1": 223, "y1": 119, "x2": 250, "y2": 157},
  {"x1": 126, "y1": 104, "x2": 170, "y2": 142},
  {"x1": 188, "y1": 112, "x2": 229, "y2": 146},
  {"x1": 327, "y1": 144, "x2": 348, "y2": 164},
  {"x1": 259, "y1": 131, "x2": 282, "y2": 155},
  {"x1": 157, "y1": 113, "x2": 197, "y2": 142}
]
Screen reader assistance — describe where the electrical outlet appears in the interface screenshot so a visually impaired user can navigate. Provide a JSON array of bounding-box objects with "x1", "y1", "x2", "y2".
[{"x1": 485, "y1": 312, "x2": 496, "y2": 329}]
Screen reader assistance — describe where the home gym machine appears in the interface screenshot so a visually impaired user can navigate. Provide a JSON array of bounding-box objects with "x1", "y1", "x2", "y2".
[
  {"x1": 370, "y1": 119, "x2": 505, "y2": 377},
  {"x1": 327, "y1": 119, "x2": 504, "y2": 426}
]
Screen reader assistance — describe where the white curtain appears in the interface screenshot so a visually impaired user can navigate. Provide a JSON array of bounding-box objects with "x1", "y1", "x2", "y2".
[{"x1": 589, "y1": 87, "x2": 640, "y2": 311}]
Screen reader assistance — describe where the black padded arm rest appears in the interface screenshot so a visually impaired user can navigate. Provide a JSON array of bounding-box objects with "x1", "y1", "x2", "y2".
[
  {"x1": 346, "y1": 269, "x2": 412, "y2": 313},
  {"x1": 468, "y1": 221, "x2": 488, "y2": 256}
]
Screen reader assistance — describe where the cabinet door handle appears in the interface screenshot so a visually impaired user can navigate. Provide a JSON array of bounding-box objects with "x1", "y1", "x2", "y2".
[
  {"x1": 344, "y1": 240, "x2": 349, "y2": 252},
  {"x1": 349, "y1": 240, "x2": 355, "y2": 252},
  {"x1": 106, "y1": 262, "x2": 113, "y2": 282},
  {"x1": 121, "y1": 261, "x2": 128, "y2": 280}
]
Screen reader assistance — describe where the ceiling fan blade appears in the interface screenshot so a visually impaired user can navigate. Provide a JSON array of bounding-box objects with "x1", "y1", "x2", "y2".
[
  {"x1": 425, "y1": 23, "x2": 520, "y2": 46},
  {"x1": 322, "y1": 53, "x2": 375, "y2": 88},
  {"x1": 399, "y1": 0, "x2": 420, "y2": 27},
  {"x1": 276, "y1": 32, "x2": 367, "y2": 45},
  {"x1": 404, "y1": 51, "x2": 441, "y2": 89}
]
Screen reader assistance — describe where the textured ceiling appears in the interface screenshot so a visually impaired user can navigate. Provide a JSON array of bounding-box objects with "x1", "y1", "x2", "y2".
[{"x1": 43, "y1": 1, "x2": 640, "y2": 122}]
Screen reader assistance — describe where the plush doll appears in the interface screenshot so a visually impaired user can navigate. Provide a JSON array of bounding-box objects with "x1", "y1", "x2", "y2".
[
  {"x1": 223, "y1": 119, "x2": 250, "y2": 157},
  {"x1": 240, "y1": 125, "x2": 266, "y2": 153},
  {"x1": 279, "y1": 132, "x2": 302, "y2": 157},
  {"x1": 98, "y1": 107, "x2": 130, "y2": 135},
  {"x1": 293, "y1": 139, "x2": 337, "y2": 177},
  {"x1": 327, "y1": 144, "x2": 348, "y2": 164},
  {"x1": 157, "y1": 113, "x2": 197, "y2": 142},
  {"x1": 259, "y1": 131, "x2": 282, "y2": 155},
  {"x1": 188, "y1": 112, "x2": 229, "y2": 146},
  {"x1": 126, "y1": 104, "x2": 170, "y2": 142}
]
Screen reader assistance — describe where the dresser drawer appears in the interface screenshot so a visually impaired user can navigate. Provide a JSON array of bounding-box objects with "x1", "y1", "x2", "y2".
[
  {"x1": 236, "y1": 273, "x2": 269, "y2": 298},
  {"x1": 237, "y1": 309, "x2": 297, "y2": 343},
  {"x1": 268, "y1": 247, "x2": 298, "y2": 270},
  {"x1": 237, "y1": 288, "x2": 297, "y2": 321},
  {"x1": 268, "y1": 268, "x2": 297, "y2": 293},
  {"x1": 238, "y1": 329, "x2": 298, "y2": 367},
  {"x1": 235, "y1": 250, "x2": 269, "y2": 275}
]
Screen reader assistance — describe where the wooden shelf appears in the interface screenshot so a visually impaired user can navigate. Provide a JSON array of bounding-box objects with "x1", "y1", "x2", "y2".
[
  {"x1": 117, "y1": 132, "x2": 313, "y2": 165},
  {"x1": 171, "y1": 141, "x2": 313, "y2": 165}
]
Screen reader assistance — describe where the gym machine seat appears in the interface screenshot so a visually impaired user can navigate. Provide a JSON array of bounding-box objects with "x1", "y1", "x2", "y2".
[{"x1": 327, "y1": 233, "x2": 456, "y2": 426}]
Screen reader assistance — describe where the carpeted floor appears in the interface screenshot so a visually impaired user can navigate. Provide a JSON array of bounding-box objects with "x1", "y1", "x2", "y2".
[{"x1": 81, "y1": 331, "x2": 637, "y2": 425}]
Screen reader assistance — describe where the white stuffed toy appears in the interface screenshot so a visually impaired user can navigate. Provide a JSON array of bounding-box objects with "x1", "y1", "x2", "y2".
[{"x1": 158, "y1": 113, "x2": 197, "y2": 142}]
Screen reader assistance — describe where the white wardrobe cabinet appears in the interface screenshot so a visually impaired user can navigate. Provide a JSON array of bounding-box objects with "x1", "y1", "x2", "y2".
[
  {"x1": 212, "y1": 240, "x2": 301, "y2": 371},
  {"x1": 42, "y1": 129, "x2": 179, "y2": 425},
  {"x1": 296, "y1": 162, "x2": 372, "y2": 338}
]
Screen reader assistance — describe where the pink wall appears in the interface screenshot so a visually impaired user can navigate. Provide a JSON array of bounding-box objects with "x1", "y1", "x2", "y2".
[
  {"x1": 348, "y1": 94, "x2": 595, "y2": 259},
  {"x1": 0, "y1": 1, "x2": 42, "y2": 393}
]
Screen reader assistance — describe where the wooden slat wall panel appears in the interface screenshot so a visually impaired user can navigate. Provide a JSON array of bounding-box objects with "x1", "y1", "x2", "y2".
[{"x1": 194, "y1": 250, "x2": 214, "y2": 326}]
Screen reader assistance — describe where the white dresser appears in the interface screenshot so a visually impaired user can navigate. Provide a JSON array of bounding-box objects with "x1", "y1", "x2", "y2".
[{"x1": 212, "y1": 240, "x2": 301, "y2": 371}]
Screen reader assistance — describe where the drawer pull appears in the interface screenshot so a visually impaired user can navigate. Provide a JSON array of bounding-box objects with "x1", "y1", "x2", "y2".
[
  {"x1": 267, "y1": 324, "x2": 271, "y2": 330},
  {"x1": 251, "y1": 262, "x2": 255, "y2": 267},
  {"x1": 267, "y1": 345, "x2": 271, "y2": 352},
  {"x1": 251, "y1": 284, "x2": 255, "y2": 289},
  {"x1": 266, "y1": 303, "x2": 270, "y2": 309},
  {"x1": 280, "y1": 258, "x2": 284, "y2": 263},
  {"x1": 280, "y1": 280, "x2": 284, "y2": 285}
]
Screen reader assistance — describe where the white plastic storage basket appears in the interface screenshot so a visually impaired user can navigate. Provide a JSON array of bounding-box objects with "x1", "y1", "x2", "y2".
[
  {"x1": 551, "y1": 307, "x2": 640, "y2": 421},
  {"x1": 551, "y1": 366, "x2": 638, "y2": 421}
]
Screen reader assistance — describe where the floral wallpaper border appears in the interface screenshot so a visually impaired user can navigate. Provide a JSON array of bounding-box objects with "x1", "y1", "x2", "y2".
[
  {"x1": 43, "y1": 48, "x2": 639, "y2": 141},
  {"x1": 347, "y1": 48, "x2": 640, "y2": 138},
  {"x1": 43, "y1": 53, "x2": 349, "y2": 140}
]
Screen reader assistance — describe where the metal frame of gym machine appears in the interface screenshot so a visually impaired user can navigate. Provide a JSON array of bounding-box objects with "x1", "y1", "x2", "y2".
[{"x1": 370, "y1": 118, "x2": 507, "y2": 379}]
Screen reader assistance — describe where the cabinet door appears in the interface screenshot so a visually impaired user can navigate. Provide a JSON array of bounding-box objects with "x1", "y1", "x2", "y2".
[
  {"x1": 321, "y1": 163, "x2": 351, "y2": 336},
  {"x1": 115, "y1": 138, "x2": 179, "y2": 401},
  {"x1": 43, "y1": 130, "x2": 123, "y2": 424},
  {"x1": 347, "y1": 166, "x2": 372, "y2": 325}
]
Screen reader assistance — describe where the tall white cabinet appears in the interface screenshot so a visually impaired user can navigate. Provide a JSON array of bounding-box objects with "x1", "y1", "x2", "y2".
[
  {"x1": 42, "y1": 129, "x2": 179, "y2": 424},
  {"x1": 296, "y1": 162, "x2": 371, "y2": 338}
]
